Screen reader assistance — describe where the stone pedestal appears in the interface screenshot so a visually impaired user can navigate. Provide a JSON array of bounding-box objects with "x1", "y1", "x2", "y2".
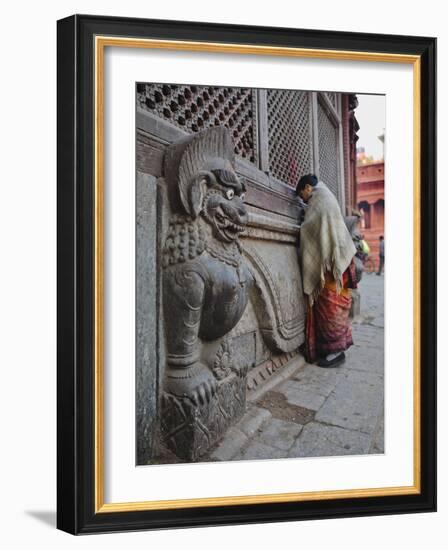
[{"x1": 161, "y1": 370, "x2": 247, "y2": 461}]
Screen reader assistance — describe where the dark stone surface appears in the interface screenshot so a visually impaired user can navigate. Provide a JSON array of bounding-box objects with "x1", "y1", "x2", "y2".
[{"x1": 136, "y1": 172, "x2": 158, "y2": 464}]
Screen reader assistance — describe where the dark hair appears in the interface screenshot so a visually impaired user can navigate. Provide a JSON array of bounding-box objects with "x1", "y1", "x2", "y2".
[
  {"x1": 379, "y1": 235, "x2": 384, "y2": 240},
  {"x1": 296, "y1": 174, "x2": 318, "y2": 194}
]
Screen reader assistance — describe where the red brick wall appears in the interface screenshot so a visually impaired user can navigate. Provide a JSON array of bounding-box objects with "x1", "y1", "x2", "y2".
[{"x1": 356, "y1": 161, "x2": 384, "y2": 258}]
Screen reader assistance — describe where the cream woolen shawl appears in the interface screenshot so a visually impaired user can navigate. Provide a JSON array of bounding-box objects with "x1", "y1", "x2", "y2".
[{"x1": 300, "y1": 181, "x2": 356, "y2": 304}]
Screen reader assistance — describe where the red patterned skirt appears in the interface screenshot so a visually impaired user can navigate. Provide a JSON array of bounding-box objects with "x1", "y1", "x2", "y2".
[{"x1": 304, "y1": 265, "x2": 356, "y2": 364}]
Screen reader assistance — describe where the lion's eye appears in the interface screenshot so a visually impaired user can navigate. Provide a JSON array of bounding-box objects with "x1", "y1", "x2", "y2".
[
  {"x1": 240, "y1": 193, "x2": 245, "y2": 201},
  {"x1": 225, "y1": 189, "x2": 235, "y2": 200}
]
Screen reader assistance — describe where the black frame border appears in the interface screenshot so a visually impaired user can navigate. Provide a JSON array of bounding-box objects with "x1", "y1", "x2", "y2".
[{"x1": 57, "y1": 14, "x2": 436, "y2": 535}]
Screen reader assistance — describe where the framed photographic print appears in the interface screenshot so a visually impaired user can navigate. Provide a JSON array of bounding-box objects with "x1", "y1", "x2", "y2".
[{"x1": 57, "y1": 14, "x2": 436, "y2": 534}]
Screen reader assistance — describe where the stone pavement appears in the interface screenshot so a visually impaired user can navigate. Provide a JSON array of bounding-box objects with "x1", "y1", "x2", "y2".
[{"x1": 207, "y1": 273, "x2": 384, "y2": 462}]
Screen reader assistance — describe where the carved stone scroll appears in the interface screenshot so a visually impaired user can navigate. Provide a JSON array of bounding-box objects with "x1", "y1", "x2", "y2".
[{"x1": 241, "y1": 212, "x2": 306, "y2": 354}]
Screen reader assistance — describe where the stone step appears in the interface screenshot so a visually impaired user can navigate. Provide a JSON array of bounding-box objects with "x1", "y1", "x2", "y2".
[{"x1": 247, "y1": 354, "x2": 307, "y2": 403}]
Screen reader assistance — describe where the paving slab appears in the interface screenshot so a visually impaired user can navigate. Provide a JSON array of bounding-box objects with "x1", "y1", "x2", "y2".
[
  {"x1": 234, "y1": 440, "x2": 285, "y2": 461},
  {"x1": 369, "y1": 405, "x2": 385, "y2": 454},
  {"x1": 344, "y1": 344, "x2": 384, "y2": 374},
  {"x1": 280, "y1": 385, "x2": 327, "y2": 411},
  {"x1": 288, "y1": 422, "x2": 371, "y2": 458},
  {"x1": 210, "y1": 427, "x2": 248, "y2": 461},
  {"x1": 315, "y1": 368, "x2": 384, "y2": 434},
  {"x1": 237, "y1": 406, "x2": 272, "y2": 437},
  {"x1": 288, "y1": 365, "x2": 341, "y2": 396},
  {"x1": 351, "y1": 324, "x2": 384, "y2": 349},
  {"x1": 255, "y1": 417, "x2": 303, "y2": 451},
  {"x1": 255, "y1": 390, "x2": 315, "y2": 424},
  {"x1": 370, "y1": 316, "x2": 385, "y2": 329}
]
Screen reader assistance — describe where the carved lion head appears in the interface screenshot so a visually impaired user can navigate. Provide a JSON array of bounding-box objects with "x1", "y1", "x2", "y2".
[
  {"x1": 164, "y1": 127, "x2": 248, "y2": 243},
  {"x1": 201, "y1": 169, "x2": 247, "y2": 242}
]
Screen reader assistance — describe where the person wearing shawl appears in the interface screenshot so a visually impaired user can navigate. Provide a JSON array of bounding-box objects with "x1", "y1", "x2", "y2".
[{"x1": 297, "y1": 174, "x2": 357, "y2": 368}]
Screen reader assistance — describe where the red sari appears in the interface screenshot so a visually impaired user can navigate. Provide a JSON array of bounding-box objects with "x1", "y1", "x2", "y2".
[{"x1": 305, "y1": 261, "x2": 357, "y2": 364}]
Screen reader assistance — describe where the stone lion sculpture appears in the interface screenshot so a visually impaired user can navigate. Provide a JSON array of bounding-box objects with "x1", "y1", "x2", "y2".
[{"x1": 161, "y1": 126, "x2": 253, "y2": 459}]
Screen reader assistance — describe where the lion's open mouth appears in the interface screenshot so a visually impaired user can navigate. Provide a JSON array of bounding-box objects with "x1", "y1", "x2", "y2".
[{"x1": 215, "y1": 212, "x2": 246, "y2": 240}]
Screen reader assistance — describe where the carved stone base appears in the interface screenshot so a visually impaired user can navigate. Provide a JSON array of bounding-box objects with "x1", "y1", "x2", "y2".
[{"x1": 161, "y1": 371, "x2": 247, "y2": 461}]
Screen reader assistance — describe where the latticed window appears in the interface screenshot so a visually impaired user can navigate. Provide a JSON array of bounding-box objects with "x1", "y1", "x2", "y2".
[
  {"x1": 137, "y1": 83, "x2": 345, "y2": 207},
  {"x1": 325, "y1": 92, "x2": 338, "y2": 110},
  {"x1": 137, "y1": 83, "x2": 256, "y2": 163},
  {"x1": 317, "y1": 101, "x2": 340, "y2": 201},
  {"x1": 266, "y1": 90, "x2": 313, "y2": 188}
]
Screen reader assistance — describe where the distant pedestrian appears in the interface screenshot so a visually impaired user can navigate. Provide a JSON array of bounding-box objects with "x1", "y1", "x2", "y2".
[
  {"x1": 360, "y1": 237, "x2": 370, "y2": 260},
  {"x1": 297, "y1": 174, "x2": 357, "y2": 368},
  {"x1": 377, "y1": 235, "x2": 385, "y2": 275}
]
